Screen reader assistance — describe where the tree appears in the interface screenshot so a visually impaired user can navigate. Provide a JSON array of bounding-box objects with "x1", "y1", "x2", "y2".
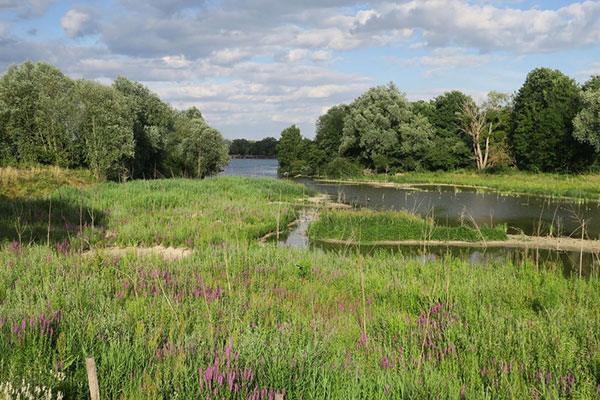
[
  {"x1": 73, "y1": 80, "x2": 135, "y2": 180},
  {"x1": 113, "y1": 76, "x2": 174, "y2": 178},
  {"x1": 510, "y1": 68, "x2": 593, "y2": 172},
  {"x1": 424, "y1": 91, "x2": 473, "y2": 170},
  {"x1": 583, "y1": 75, "x2": 600, "y2": 93},
  {"x1": 0, "y1": 61, "x2": 76, "y2": 165},
  {"x1": 277, "y1": 125, "x2": 303, "y2": 174},
  {"x1": 340, "y1": 83, "x2": 433, "y2": 172},
  {"x1": 315, "y1": 104, "x2": 348, "y2": 159},
  {"x1": 168, "y1": 110, "x2": 228, "y2": 178},
  {"x1": 252, "y1": 137, "x2": 278, "y2": 157},
  {"x1": 460, "y1": 98, "x2": 492, "y2": 170},
  {"x1": 573, "y1": 77, "x2": 600, "y2": 154},
  {"x1": 229, "y1": 139, "x2": 252, "y2": 156}
]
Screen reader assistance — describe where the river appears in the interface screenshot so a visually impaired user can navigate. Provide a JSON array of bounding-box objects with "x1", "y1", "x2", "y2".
[{"x1": 222, "y1": 159, "x2": 599, "y2": 276}]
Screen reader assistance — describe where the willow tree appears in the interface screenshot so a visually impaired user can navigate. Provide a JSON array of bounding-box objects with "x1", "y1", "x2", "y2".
[
  {"x1": 340, "y1": 83, "x2": 432, "y2": 172},
  {"x1": 73, "y1": 80, "x2": 135, "y2": 180}
]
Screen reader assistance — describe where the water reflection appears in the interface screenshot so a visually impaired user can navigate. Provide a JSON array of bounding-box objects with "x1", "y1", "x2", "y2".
[{"x1": 295, "y1": 179, "x2": 600, "y2": 239}]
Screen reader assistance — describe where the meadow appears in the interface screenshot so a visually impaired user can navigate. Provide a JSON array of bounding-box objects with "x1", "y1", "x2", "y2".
[
  {"x1": 309, "y1": 209, "x2": 508, "y2": 244},
  {"x1": 1, "y1": 174, "x2": 600, "y2": 399}
]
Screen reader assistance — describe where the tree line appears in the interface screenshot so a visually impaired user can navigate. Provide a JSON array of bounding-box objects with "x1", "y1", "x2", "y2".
[
  {"x1": 0, "y1": 61, "x2": 230, "y2": 180},
  {"x1": 277, "y1": 68, "x2": 600, "y2": 177},
  {"x1": 229, "y1": 137, "x2": 278, "y2": 157}
]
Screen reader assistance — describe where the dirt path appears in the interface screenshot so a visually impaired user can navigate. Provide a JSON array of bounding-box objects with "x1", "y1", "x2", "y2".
[{"x1": 315, "y1": 234, "x2": 600, "y2": 253}]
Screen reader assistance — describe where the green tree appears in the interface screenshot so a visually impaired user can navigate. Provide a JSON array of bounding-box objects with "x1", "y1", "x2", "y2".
[
  {"x1": 424, "y1": 91, "x2": 473, "y2": 170},
  {"x1": 0, "y1": 61, "x2": 76, "y2": 165},
  {"x1": 510, "y1": 68, "x2": 593, "y2": 172},
  {"x1": 251, "y1": 137, "x2": 278, "y2": 157},
  {"x1": 276, "y1": 125, "x2": 303, "y2": 174},
  {"x1": 229, "y1": 139, "x2": 252, "y2": 156},
  {"x1": 167, "y1": 110, "x2": 228, "y2": 178},
  {"x1": 73, "y1": 80, "x2": 135, "y2": 180},
  {"x1": 583, "y1": 75, "x2": 600, "y2": 92},
  {"x1": 315, "y1": 104, "x2": 348, "y2": 160},
  {"x1": 113, "y1": 76, "x2": 174, "y2": 179},
  {"x1": 340, "y1": 83, "x2": 433, "y2": 172},
  {"x1": 573, "y1": 77, "x2": 600, "y2": 154}
]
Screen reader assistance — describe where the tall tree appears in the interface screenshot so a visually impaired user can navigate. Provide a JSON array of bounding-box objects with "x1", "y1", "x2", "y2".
[
  {"x1": 168, "y1": 109, "x2": 228, "y2": 178},
  {"x1": 315, "y1": 104, "x2": 348, "y2": 159},
  {"x1": 113, "y1": 76, "x2": 174, "y2": 178},
  {"x1": 573, "y1": 76, "x2": 600, "y2": 155},
  {"x1": 340, "y1": 83, "x2": 432, "y2": 171},
  {"x1": 276, "y1": 125, "x2": 303, "y2": 174},
  {"x1": 425, "y1": 91, "x2": 473, "y2": 170},
  {"x1": 73, "y1": 80, "x2": 135, "y2": 180},
  {"x1": 0, "y1": 61, "x2": 76, "y2": 165},
  {"x1": 510, "y1": 68, "x2": 593, "y2": 172}
]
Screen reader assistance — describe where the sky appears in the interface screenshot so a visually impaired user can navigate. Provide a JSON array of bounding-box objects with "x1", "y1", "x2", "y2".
[{"x1": 1, "y1": 0, "x2": 599, "y2": 140}]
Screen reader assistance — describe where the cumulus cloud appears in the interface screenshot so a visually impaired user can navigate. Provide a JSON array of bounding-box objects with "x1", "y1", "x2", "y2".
[
  {"x1": 3, "y1": 0, "x2": 600, "y2": 138},
  {"x1": 61, "y1": 9, "x2": 97, "y2": 38}
]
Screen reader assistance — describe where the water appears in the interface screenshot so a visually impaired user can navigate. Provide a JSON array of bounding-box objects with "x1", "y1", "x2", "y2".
[
  {"x1": 220, "y1": 158, "x2": 279, "y2": 179},
  {"x1": 295, "y1": 179, "x2": 600, "y2": 239},
  {"x1": 219, "y1": 159, "x2": 599, "y2": 274}
]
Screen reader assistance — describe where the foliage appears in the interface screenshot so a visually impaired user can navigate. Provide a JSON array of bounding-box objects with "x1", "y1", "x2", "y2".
[
  {"x1": 573, "y1": 77, "x2": 600, "y2": 154},
  {"x1": 309, "y1": 209, "x2": 508, "y2": 243},
  {"x1": 72, "y1": 80, "x2": 135, "y2": 180},
  {"x1": 322, "y1": 157, "x2": 363, "y2": 178},
  {"x1": 276, "y1": 125, "x2": 303, "y2": 174},
  {"x1": 0, "y1": 61, "x2": 222, "y2": 181},
  {"x1": 340, "y1": 83, "x2": 433, "y2": 172},
  {"x1": 510, "y1": 68, "x2": 593, "y2": 172},
  {"x1": 424, "y1": 91, "x2": 474, "y2": 170},
  {"x1": 314, "y1": 104, "x2": 348, "y2": 158},
  {"x1": 166, "y1": 113, "x2": 229, "y2": 178},
  {"x1": 113, "y1": 76, "x2": 174, "y2": 179},
  {"x1": 0, "y1": 61, "x2": 76, "y2": 166},
  {"x1": 229, "y1": 137, "x2": 278, "y2": 157}
]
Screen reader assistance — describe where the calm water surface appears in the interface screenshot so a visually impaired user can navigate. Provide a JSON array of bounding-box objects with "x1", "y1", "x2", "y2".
[
  {"x1": 223, "y1": 159, "x2": 599, "y2": 275},
  {"x1": 220, "y1": 158, "x2": 278, "y2": 179}
]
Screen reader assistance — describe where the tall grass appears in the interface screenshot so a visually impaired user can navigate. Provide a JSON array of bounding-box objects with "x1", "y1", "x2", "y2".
[
  {"x1": 0, "y1": 243, "x2": 599, "y2": 398},
  {"x1": 309, "y1": 209, "x2": 508, "y2": 243},
  {"x1": 0, "y1": 166, "x2": 97, "y2": 199},
  {"x1": 1, "y1": 176, "x2": 599, "y2": 399},
  {"x1": 1, "y1": 177, "x2": 309, "y2": 248}
]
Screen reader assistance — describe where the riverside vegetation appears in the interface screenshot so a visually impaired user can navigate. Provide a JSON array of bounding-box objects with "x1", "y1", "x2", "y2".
[
  {"x1": 309, "y1": 209, "x2": 508, "y2": 244},
  {"x1": 1, "y1": 174, "x2": 600, "y2": 399}
]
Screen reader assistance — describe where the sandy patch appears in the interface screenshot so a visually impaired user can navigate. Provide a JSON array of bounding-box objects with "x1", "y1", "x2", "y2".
[
  {"x1": 315, "y1": 234, "x2": 600, "y2": 253},
  {"x1": 84, "y1": 245, "x2": 192, "y2": 261}
]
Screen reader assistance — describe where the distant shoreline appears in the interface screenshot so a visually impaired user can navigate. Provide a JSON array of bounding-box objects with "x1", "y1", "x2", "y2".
[{"x1": 229, "y1": 155, "x2": 277, "y2": 159}]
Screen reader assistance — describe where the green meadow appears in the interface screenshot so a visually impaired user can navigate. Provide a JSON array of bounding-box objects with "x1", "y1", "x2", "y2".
[{"x1": 1, "y1": 175, "x2": 599, "y2": 399}]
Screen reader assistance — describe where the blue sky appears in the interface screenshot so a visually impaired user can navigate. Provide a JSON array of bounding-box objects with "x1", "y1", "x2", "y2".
[{"x1": 1, "y1": 0, "x2": 599, "y2": 140}]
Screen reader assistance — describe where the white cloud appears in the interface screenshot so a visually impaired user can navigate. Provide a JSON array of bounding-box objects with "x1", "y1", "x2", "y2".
[
  {"x1": 61, "y1": 9, "x2": 95, "y2": 38},
  {"x1": 161, "y1": 55, "x2": 191, "y2": 68}
]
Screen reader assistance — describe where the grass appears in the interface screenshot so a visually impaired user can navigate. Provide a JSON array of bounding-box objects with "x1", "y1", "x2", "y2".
[
  {"x1": 1, "y1": 174, "x2": 600, "y2": 399},
  {"x1": 0, "y1": 166, "x2": 98, "y2": 199},
  {"x1": 309, "y1": 209, "x2": 508, "y2": 243},
  {"x1": 1, "y1": 176, "x2": 310, "y2": 248},
  {"x1": 340, "y1": 170, "x2": 600, "y2": 200},
  {"x1": 1, "y1": 243, "x2": 599, "y2": 398}
]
